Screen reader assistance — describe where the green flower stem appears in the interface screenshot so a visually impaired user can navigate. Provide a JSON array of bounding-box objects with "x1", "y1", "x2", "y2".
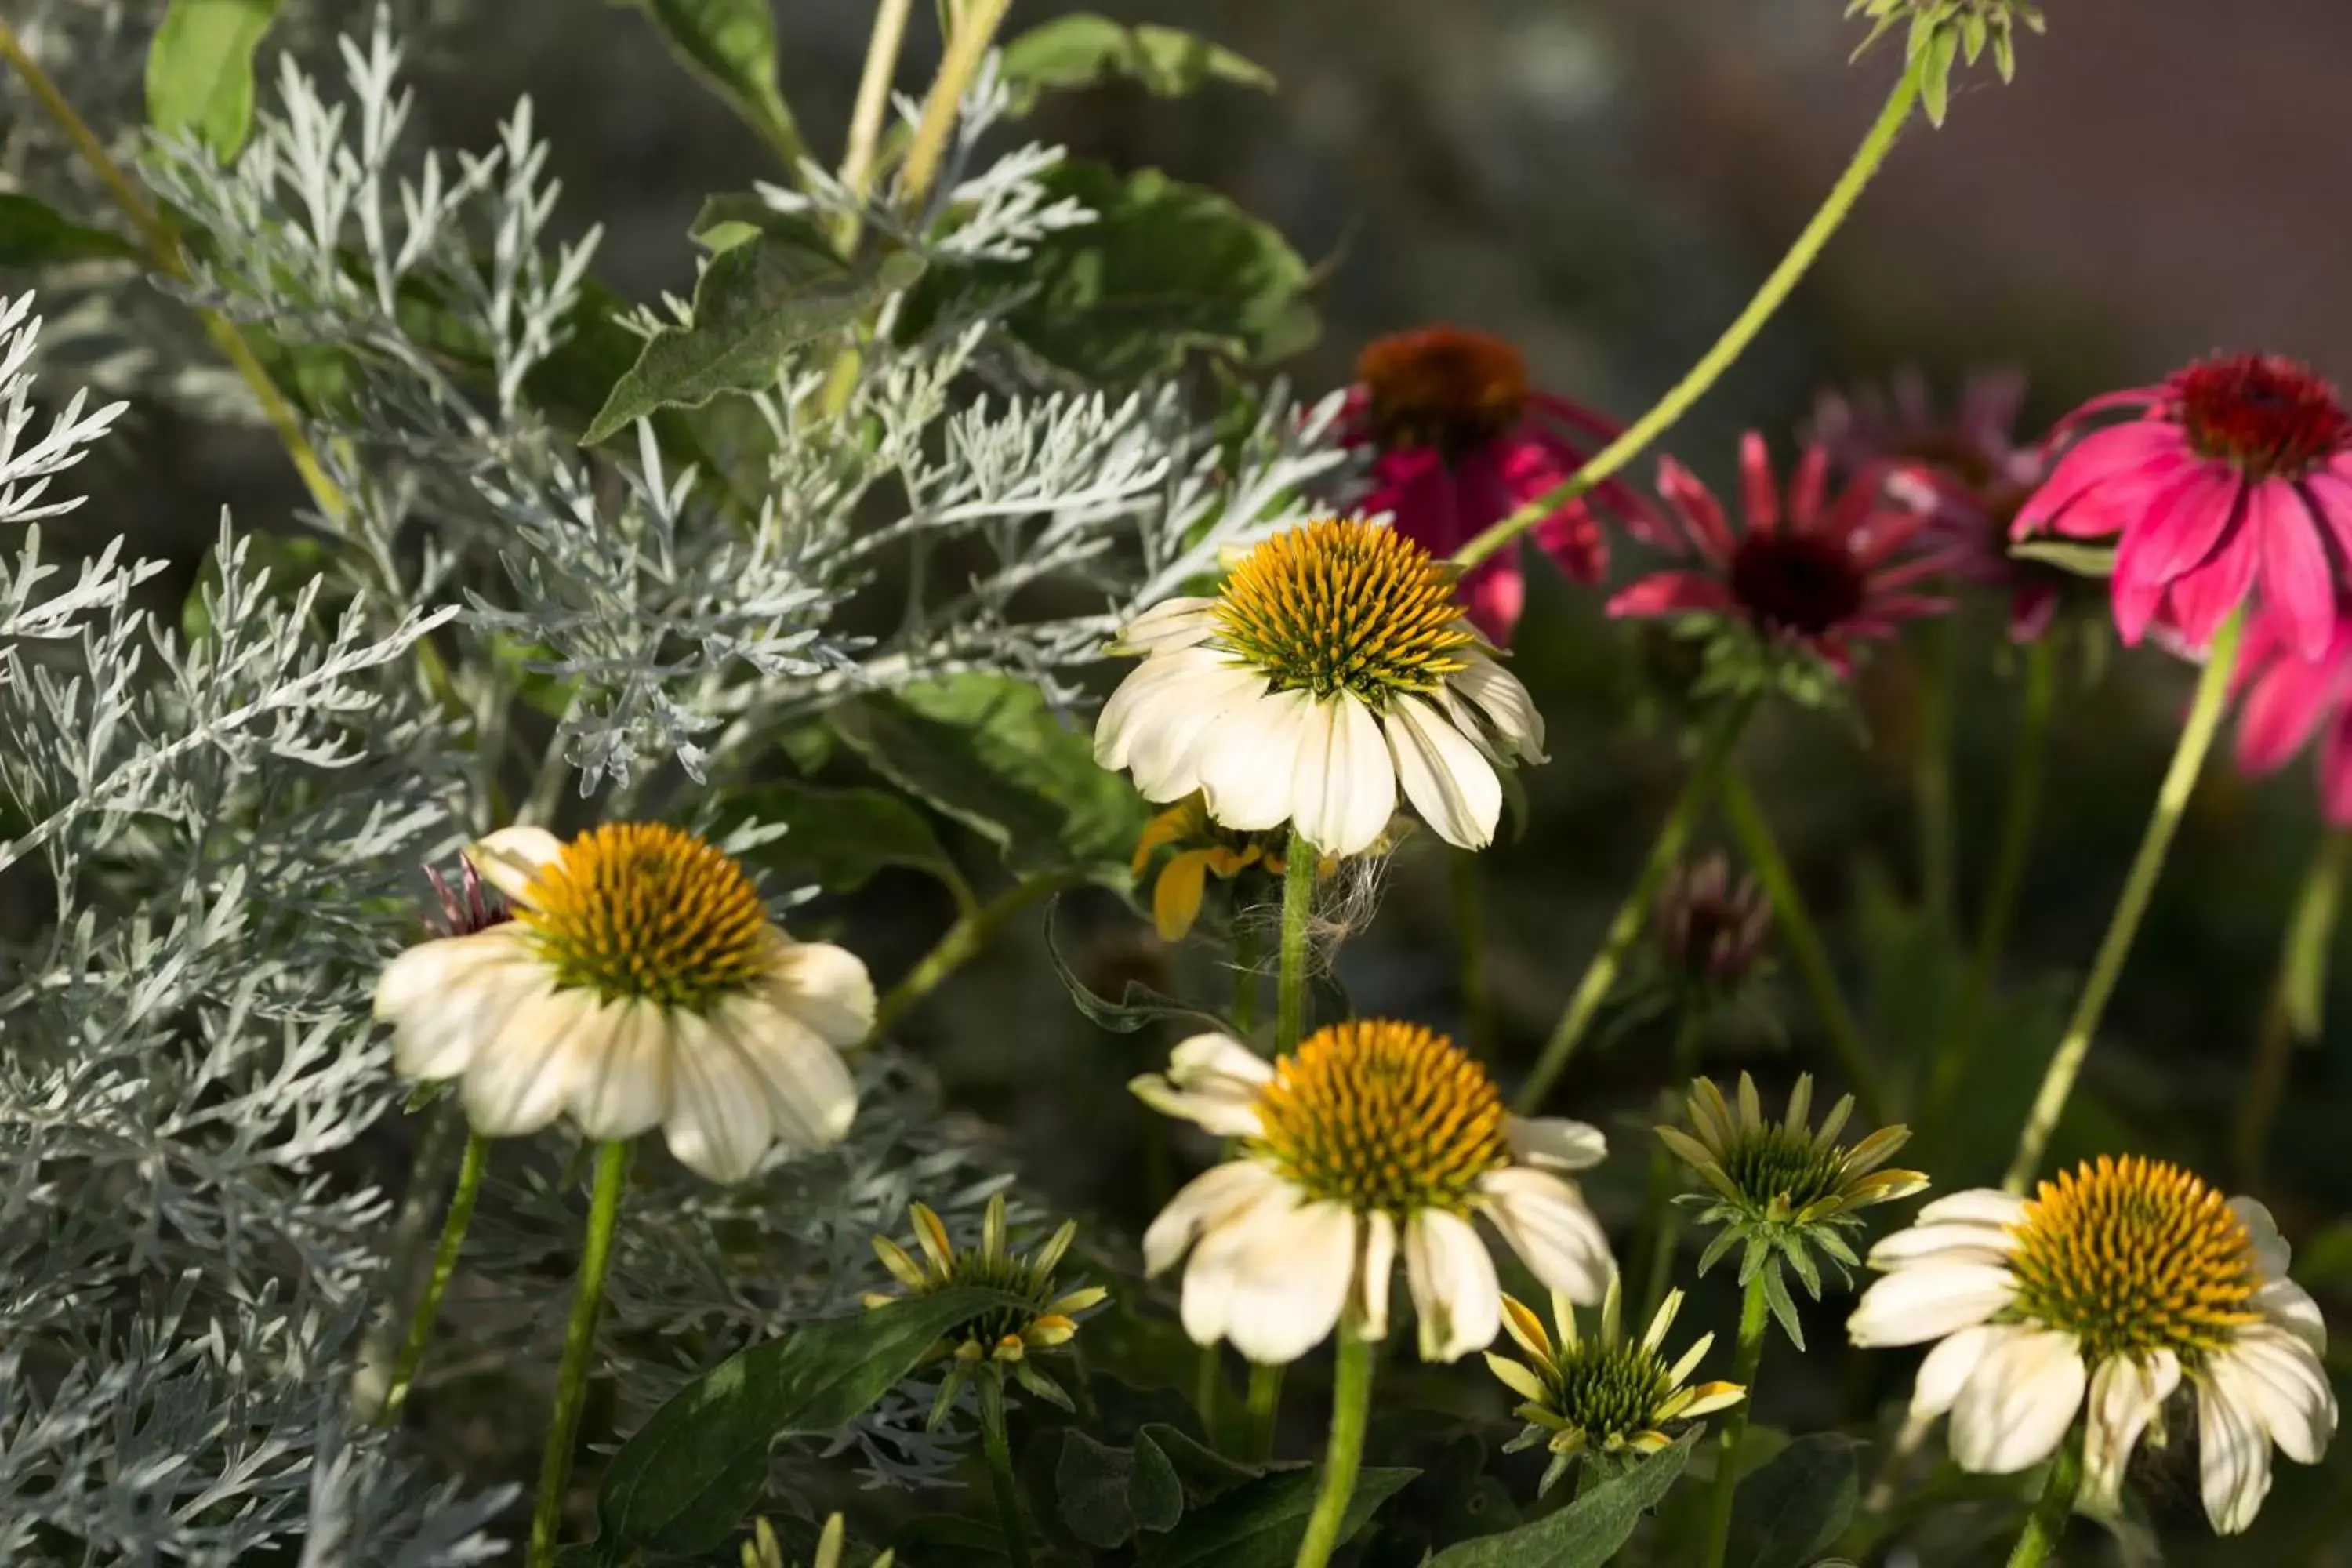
[
  {"x1": 1450, "y1": 848, "x2": 1495, "y2": 1058},
  {"x1": 1452, "y1": 60, "x2": 1922, "y2": 572},
  {"x1": 376, "y1": 1131, "x2": 491, "y2": 1426},
  {"x1": 833, "y1": 0, "x2": 913, "y2": 248},
  {"x1": 2004, "y1": 609, "x2": 2246, "y2": 1193},
  {"x1": 1291, "y1": 1326, "x2": 1375, "y2": 1568},
  {"x1": 866, "y1": 871, "x2": 1084, "y2": 1042},
  {"x1": 1515, "y1": 694, "x2": 1759, "y2": 1116},
  {"x1": 527, "y1": 1141, "x2": 632, "y2": 1568},
  {"x1": 1913, "y1": 616, "x2": 1958, "y2": 932},
  {"x1": 1232, "y1": 921, "x2": 1261, "y2": 1036},
  {"x1": 1246, "y1": 1360, "x2": 1284, "y2": 1463},
  {"x1": 978, "y1": 1368, "x2": 1037, "y2": 1568},
  {"x1": 1928, "y1": 633, "x2": 2057, "y2": 1122},
  {"x1": 2233, "y1": 826, "x2": 2352, "y2": 1181},
  {"x1": 1277, "y1": 828, "x2": 1318, "y2": 1053},
  {"x1": 1636, "y1": 1009, "x2": 1708, "y2": 1324},
  {"x1": 1720, "y1": 769, "x2": 1889, "y2": 1124},
  {"x1": 1195, "y1": 1343, "x2": 1226, "y2": 1449},
  {"x1": 2004, "y1": 1434, "x2": 2082, "y2": 1568},
  {"x1": 1699, "y1": 1270, "x2": 1774, "y2": 1568}
]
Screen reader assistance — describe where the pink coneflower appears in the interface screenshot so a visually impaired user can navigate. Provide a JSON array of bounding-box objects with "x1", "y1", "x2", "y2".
[
  {"x1": 2233, "y1": 607, "x2": 2352, "y2": 824},
  {"x1": 1607, "y1": 434, "x2": 1951, "y2": 673},
  {"x1": 1813, "y1": 368, "x2": 2063, "y2": 642},
  {"x1": 2013, "y1": 354, "x2": 2352, "y2": 660},
  {"x1": 1340, "y1": 326, "x2": 1650, "y2": 644}
]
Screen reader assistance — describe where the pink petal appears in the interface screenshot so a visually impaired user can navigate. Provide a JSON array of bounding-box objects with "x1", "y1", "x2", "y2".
[
  {"x1": 1374, "y1": 451, "x2": 1467, "y2": 558},
  {"x1": 2111, "y1": 472, "x2": 2231, "y2": 644},
  {"x1": 2236, "y1": 651, "x2": 2336, "y2": 776},
  {"x1": 1607, "y1": 572, "x2": 1737, "y2": 620},
  {"x1": 1448, "y1": 447, "x2": 1530, "y2": 642},
  {"x1": 1789, "y1": 447, "x2": 1831, "y2": 532},
  {"x1": 1460, "y1": 553, "x2": 1527, "y2": 643},
  {"x1": 1656, "y1": 457, "x2": 1732, "y2": 563},
  {"x1": 2311, "y1": 463, "x2": 2352, "y2": 555},
  {"x1": 2034, "y1": 384, "x2": 2167, "y2": 456},
  {"x1": 2128, "y1": 466, "x2": 2249, "y2": 584},
  {"x1": 2164, "y1": 532, "x2": 2261, "y2": 650},
  {"x1": 1740, "y1": 434, "x2": 1780, "y2": 535},
  {"x1": 1494, "y1": 435, "x2": 1606, "y2": 586},
  {"x1": 2014, "y1": 423, "x2": 2189, "y2": 538},
  {"x1": 1526, "y1": 390, "x2": 1624, "y2": 442},
  {"x1": 2252, "y1": 481, "x2": 2339, "y2": 664}
]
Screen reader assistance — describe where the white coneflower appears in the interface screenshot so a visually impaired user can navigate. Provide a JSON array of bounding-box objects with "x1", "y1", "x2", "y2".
[
  {"x1": 373, "y1": 823, "x2": 874, "y2": 1183},
  {"x1": 1094, "y1": 518, "x2": 1546, "y2": 857},
  {"x1": 1849, "y1": 1155, "x2": 2336, "y2": 1534},
  {"x1": 1135, "y1": 1022, "x2": 1614, "y2": 1365}
]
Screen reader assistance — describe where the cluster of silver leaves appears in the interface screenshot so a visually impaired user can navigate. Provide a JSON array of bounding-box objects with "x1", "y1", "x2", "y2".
[{"x1": 0, "y1": 5, "x2": 1336, "y2": 1559}]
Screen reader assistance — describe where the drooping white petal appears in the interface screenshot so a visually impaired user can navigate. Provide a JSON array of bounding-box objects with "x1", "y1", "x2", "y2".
[
  {"x1": 1381, "y1": 694, "x2": 1503, "y2": 850},
  {"x1": 2212, "y1": 1326, "x2": 2337, "y2": 1465},
  {"x1": 1195, "y1": 688, "x2": 1316, "y2": 833},
  {"x1": 1506, "y1": 1116, "x2": 1606, "y2": 1171},
  {"x1": 1947, "y1": 1328, "x2": 2086, "y2": 1474},
  {"x1": 1127, "y1": 662, "x2": 1270, "y2": 802},
  {"x1": 1109, "y1": 598, "x2": 1220, "y2": 655},
  {"x1": 764, "y1": 937, "x2": 876, "y2": 1049},
  {"x1": 1405, "y1": 1209, "x2": 1504, "y2": 1362},
  {"x1": 1866, "y1": 1221, "x2": 2022, "y2": 1270},
  {"x1": 467, "y1": 826, "x2": 567, "y2": 906},
  {"x1": 1143, "y1": 1160, "x2": 1288, "y2": 1277},
  {"x1": 1846, "y1": 1261, "x2": 2017, "y2": 1347},
  {"x1": 2198, "y1": 1370, "x2": 2276, "y2": 1534},
  {"x1": 2230, "y1": 1196, "x2": 2293, "y2": 1281},
  {"x1": 718, "y1": 997, "x2": 859, "y2": 1149},
  {"x1": 659, "y1": 1011, "x2": 781, "y2": 1183},
  {"x1": 1449, "y1": 652, "x2": 1548, "y2": 763},
  {"x1": 1909, "y1": 1322, "x2": 2016, "y2": 1420},
  {"x1": 1131, "y1": 1076, "x2": 1267, "y2": 1138},
  {"x1": 1913, "y1": 1189, "x2": 2030, "y2": 1229},
  {"x1": 1289, "y1": 692, "x2": 1397, "y2": 858},
  {"x1": 1359, "y1": 1210, "x2": 1397, "y2": 1342},
  {"x1": 568, "y1": 997, "x2": 672, "y2": 1140},
  {"x1": 1221, "y1": 1200, "x2": 1359, "y2": 1366},
  {"x1": 1476, "y1": 1167, "x2": 1613, "y2": 1305},
  {"x1": 460, "y1": 986, "x2": 597, "y2": 1136},
  {"x1": 1168, "y1": 1032, "x2": 1276, "y2": 1091},
  {"x1": 2254, "y1": 1278, "x2": 2328, "y2": 1353},
  {"x1": 2081, "y1": 1350, "x2": 2180, "y2": 1511}
]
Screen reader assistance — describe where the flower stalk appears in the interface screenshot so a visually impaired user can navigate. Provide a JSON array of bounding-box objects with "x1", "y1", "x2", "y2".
[
  {"x1": 1291, "y1": 1325, "x2": 1375, "y2": 1568},
  {"x1": 1276, "y1": 827, "x2": 1318, "y2": 1053},
  {"x1": 2004, "y1": 1433, "x2": 2082, "y2": 1568},
  {"x1": 377, "y1": 1131, "x2": 491, "y2": 1426},
  {"x1": 978, "y1": 1369, "x2": 1037, "y2": 1568},
  {"x1": 528, "y1": 1140, "x2": 632, "y2": 1568},
  {"x1": 2004, "y1": 609, "x2": 2245, "y2": 1192},
  {"x1": 1246, "y1": 1360, "x2": 1284, "y2": 1464},
  {"x1": 1453, "y1": 58, "x2": 1923, "y2": 572},
  {"x1": 1698, "y1": 1272, "x2": 1774, "y2": 1568}
]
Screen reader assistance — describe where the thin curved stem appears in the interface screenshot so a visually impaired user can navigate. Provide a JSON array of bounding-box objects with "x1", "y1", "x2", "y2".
[
  {"x1": 528, "y1": 1141, "x2": 632, "y2": 1568},
  {"x1": 1450, "y1": 848, "x2": 1494, "y2": 1058},
  {"x1": 2232, "y1": 826, "x2": 2352, "y2": 1182},
  {"x1": 837, "y1": 0, "x2": 915, "y2": 248},
  {"x1": 376, "y1": 1131, "x2": 491, "y2": 1425},
  {"x1": 866, "y1": 871, "x2": 1081, "y2": 1041},
  {"x1": 1290, "y1": 1327, "x2": 1374, "y2": 1568},
  {"x1": 2004, "y1": 1436, "x2": 2082, "y2": 1568},
  {"x1": 978, "y1": 1369, "x2": 1037, "y2": 1568},
  {"x1": 1453, "y1": 60, "x2": 1922, "y2": 572},
  {"x1": 1231, "y1": 920, "x2": 1261, "y2": 1036},
  {"x1": 1928, "y1": 634, "x2": 2057, "y2": 1121},
  {"x1": 1698, "y1": 1271, "x2": 1773, "y2": 1568},
  {"x1": 1515, "y1": 695, "x2": 1758, "y2": 1116},
  {"x1": 1277, "y1": 828, "x2": 1317, "y2": 1053},
  {"x1": 897, "y1": 0, "x2": 1013, "y2": 216},
  {"x1": 2004, "y1": 610, "x2": 2245, "y2": 1193},
  {"x1": 1720, "y1": 769, "x2": 1889, "y2": 1123}
]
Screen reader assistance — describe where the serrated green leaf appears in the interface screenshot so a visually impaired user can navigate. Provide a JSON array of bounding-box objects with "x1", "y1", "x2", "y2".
[
  {"x1": 593, "y1": 1287, "x2": 1029, "y2": 1560},
  {"x1": 0, "y1": 194, "x2": 143, "y2": 268},
  {"x1": 581, "y1": 237, "x2": 921, "y2": 445},
  {"x1": 999, "y1": 14, "x2": 1273, "y2": 112},
  {"x1": 1426, "y1": 1431, "x2": 1696, "y2": 1567},
  {"x1": 1135, "y1": 1466, "x2": 1414, "y2": 1568},
  {"x1": 622, "y1": 0, "x2": 803, "y2": 164},
  {"x1": 147, "y1": 0, "x2": 284, "y2": 158},
  {"x1": 829, "y1": 673, "x2": 1152, "y2": 884},
  {"x1": 1724, "y1": 1434, "x2": 1860, "y2": 1568},
  {"x1": 902, "y1": 162, "x2": 1314, "y2": 383},
  {"x1": 728, "y1": 782, "x2": 969, "y2": 903},
  {"x1": 1056, "y1": 1429, "x2": 1187, "y2": 1548}
]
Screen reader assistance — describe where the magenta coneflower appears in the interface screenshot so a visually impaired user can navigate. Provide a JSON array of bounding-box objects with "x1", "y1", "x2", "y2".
[
  {"x1": 1606, "y1": 434, "x2": 1951, "y2": 673},
  {"x1": 1340, "y1": 325, "x2": 1650, "y2": 644},
  {"x1": 2013, "y1": 354, "x2": 2352, "y2": 660},
  {"x1": 2234, "y1": 607, "x2": 2352, "y2": 824},
  {"x1": 1814, "y1": 368, "x2": 2062, "y2": 642}
]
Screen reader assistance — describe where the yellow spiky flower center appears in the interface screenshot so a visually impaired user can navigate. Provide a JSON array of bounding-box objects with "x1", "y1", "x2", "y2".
[
  {"x1": 519, "y1": 822, "x2": 771, "y2": 1012},
  {"x1": 1213, "y1": 520, "x2": 1474, "y2": 707},
  {"x1": 1248, "y1": 1019, "x2": 1509, "y2": 1216},
  {"x1": 2006, "y1": 1155, "x2": 2259, "y2": 1367}
]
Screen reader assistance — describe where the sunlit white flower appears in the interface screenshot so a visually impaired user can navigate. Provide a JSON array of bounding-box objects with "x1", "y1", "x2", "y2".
[
  {"x1": 1135, "y1": 1021, "x2": 1614, "y2": 1365},
  {"x1": 374, "y1": 823, "x2": 873, "y2": 1183},
  {"x1": 1094, "y1": 518, "x2": 1547, "y2": 857},
  {"x1": 1849, "y1": 1155, "x2": 2335, "y2": 1534}
]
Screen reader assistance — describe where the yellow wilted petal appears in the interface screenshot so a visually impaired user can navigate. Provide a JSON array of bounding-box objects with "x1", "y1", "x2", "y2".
[{"x1": 1484, "y1": 1352, "x2": 1550, "y2": 1404}]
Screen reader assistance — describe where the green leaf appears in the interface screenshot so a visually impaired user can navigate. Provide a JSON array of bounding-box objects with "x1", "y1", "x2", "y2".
[
  {"x1": 1134, "y1": 1422, "x2": 1269, "y2": 1509},
  {"x1": 728, "y1": 782, "x2": 969, "y2": 902},
  {"x1": 2009, "y1": 538, "x2": 2118, "y2": 578},
  {"x1": 829, "y1": 673, "x2": 1152, "y2": 884},
  {"x1": 581, "y1": 234, "x2": 922, "y2": 445},
  {"x1": 593, "y1": 1287, "x2": 1029, "y2": 1560},
  {"x1": 1425, "y1": 1430, "x2": 1696, "y2": 1568},
  {"x1": 146, "y1": 0, "x2": 285, "y2": 159},
  {"x1": 1136, "y1": 1466, "x2": 1415, "y2": 1568},
  {"x1": 0, "y1": 194, "x2": 143, "y2": 268},
  {"x1": 621, "y1": 0, "x2": 804, "y2": 163},
  {"x1": 999, "y1": 15, "x2": 1273, "y2": 112},
  {"x1": 1724, "y1": 1434, "x2": 1860, "y2": 1568},
  {"x1": 1044, "y1": 893, "x2": 1232, "y2": 1035},
  {"x1": 1056, "y1": 1429, "x2": 1187, "y2": 1548},
  {"x1": 903, "y1": 162, "x2": 1315, "y2": 383},
  {"x1": 688, "y1": 192, "x2": 836, "y2": 256}
]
